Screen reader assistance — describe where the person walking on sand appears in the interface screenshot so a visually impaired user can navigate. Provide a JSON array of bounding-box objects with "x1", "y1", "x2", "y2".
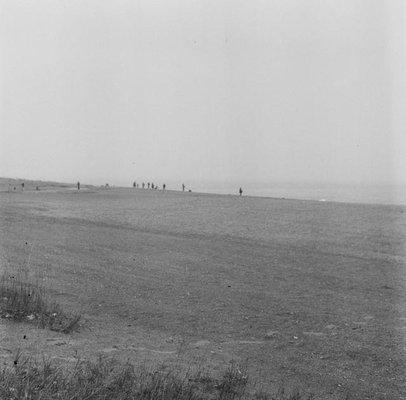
[
  {"x1": 239, "y1": 187, "x2": 243, "y2": 196},
  {"x1": 182, "y1": 183, "x2": 185, "y2": 192},
  {"x1": 77, "y1": 181, "x2": 80, "y2": 191},
  {"x1": 142, "y1": 182, "x2": 145, "y2": 189},
  {"x1": 147, "y1": 182, "x2": 150, "y2": 189},
  {"x1": 163, "y1": 183, "x2": 166, "y2": 190}
]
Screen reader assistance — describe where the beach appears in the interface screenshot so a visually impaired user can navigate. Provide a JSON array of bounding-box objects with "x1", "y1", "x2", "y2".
[{"x1": 0, "y1": 186, "x2": 405, "y2": 398}]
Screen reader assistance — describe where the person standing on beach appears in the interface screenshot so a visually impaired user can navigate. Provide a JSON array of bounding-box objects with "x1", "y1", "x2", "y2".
[
  {"x1": 239, "y1": 187, "x2": 243, "y2": 196},
  {"x1": 182, "y1": 183, "x2": 185, "y2": 192},
  {"x1": 163, "y1": 183, "x2": 166, "y2": 190},
  {"x1": 142, "y1": 182, "x2": 145, "y2": 189},
  {"x1": 77, "y1": 181, "x2": 80, "y2": 190},
  {"x1": 147, "y1": 182, "x2": 150, "y2": 189}
]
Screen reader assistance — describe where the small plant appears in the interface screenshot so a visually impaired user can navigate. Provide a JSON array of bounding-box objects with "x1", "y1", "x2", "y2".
[{"x1": 0, "y1": 274, "x2": 81, "y2": 333}]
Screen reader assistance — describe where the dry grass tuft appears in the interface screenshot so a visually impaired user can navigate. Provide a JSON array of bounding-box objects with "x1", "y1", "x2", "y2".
[
  {"x1": 0, "y1": 356, "x2": 311, "y2": 400},
  {"x1": 0, "y1": 274, "x2": 81, "y2": 333}
]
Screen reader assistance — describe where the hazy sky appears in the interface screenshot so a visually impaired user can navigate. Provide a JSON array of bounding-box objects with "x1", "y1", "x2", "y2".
[{"x1": 1, "y1": 0, "x2": 405, "y2": 186}]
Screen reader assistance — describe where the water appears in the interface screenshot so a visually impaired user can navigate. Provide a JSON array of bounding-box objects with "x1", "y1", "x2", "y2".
[{"x1": 191, "y1": 182, "x2": 406, "y2": 206}]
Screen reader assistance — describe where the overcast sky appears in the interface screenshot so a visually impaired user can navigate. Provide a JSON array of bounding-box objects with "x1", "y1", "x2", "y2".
[{"x1": 1, "y1": 0, "x2": 404, "y2": 187}]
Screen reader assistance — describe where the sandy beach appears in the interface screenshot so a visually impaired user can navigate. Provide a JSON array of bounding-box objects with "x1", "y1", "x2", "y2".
[{"x1": 0, "y1": 185, "x2": 405, "y2": 399}]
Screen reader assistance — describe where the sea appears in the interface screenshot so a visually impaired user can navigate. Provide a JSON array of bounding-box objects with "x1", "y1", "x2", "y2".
[{"x1": 190, "y1": 181, "x2": 406, "y2": 206}]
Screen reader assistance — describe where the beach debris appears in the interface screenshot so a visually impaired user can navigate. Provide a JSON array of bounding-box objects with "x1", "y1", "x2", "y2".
[
  {"x1": 326, "y1": 324, "x2": 336, "y2": 330},
  {"x1": 27, "y1": 314, "x2": 35, "y2": 321}
]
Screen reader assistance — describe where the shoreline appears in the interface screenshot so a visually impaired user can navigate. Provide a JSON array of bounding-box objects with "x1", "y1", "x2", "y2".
[{"x1": 1, "y1": 177, "x2": 405, "y2": 208}]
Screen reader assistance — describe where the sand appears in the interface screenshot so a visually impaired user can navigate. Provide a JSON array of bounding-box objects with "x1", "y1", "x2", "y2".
[{"x1": 0, "y1": 186, "x2": 405, "y2": 399}]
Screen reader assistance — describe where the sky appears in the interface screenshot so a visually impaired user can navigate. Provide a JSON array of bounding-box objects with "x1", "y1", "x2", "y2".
[{"x1": 0, "y1": 0, "x2": 405, "y2": 187}]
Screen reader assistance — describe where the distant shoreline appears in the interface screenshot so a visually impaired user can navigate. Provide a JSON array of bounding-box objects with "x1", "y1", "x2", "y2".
[{"x1": 1, "y1": 177, "x2": 405, "y2": 208}]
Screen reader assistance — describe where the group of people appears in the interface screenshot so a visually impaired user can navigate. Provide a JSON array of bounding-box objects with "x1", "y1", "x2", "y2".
[
  {"x1": 75, "y1": 180, "x2": 243, "y2": 196},
  {"x1": 131, "y1": 182, "x2": 243, "y2": 196},
  {"x1": 132, "y1": 182, "x2": 166, "y2": 190},
  {"x1": 131, "y1": 182, "x2": 183, "y2": 191}
]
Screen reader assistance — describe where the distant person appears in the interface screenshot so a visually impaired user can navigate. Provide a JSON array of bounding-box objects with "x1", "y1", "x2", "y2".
[
  {"x1": 36, "y1": 186, "x2": 39, "y2": 191},
  {"x1": 182, "y1": 183, "x2": 185, "y2": 192},
  {"x1": 239, "y1": 187, "x2": 243, "y2": 196},
  {"x1": 21, "y1": 182, "x2": 24, "y2": 190},
  {"x1": 147, "y1": 182, "x2": 150, "y2": 189},
  {"x1": 163, "y1": 183, "x2": 166, "y2": 190},
  {"x1": 133, "y1": 182, "x2": 136, "y2": 188},
  {"x1": 77, "y1": 181, "x2": 80, "y2": 191},
  {"x1": 151, "y1": 183, "x2": 154, "y2": 189},
  {"x1": 142, "y1": 182, "x2": 145, "y2": 189}
]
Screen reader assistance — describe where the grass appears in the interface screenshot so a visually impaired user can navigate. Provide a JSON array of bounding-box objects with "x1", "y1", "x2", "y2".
[
  {"x1": 0, "y1": 273, "x2": 81, "y2": 333},
  {"x1": 0, "y1": 356, "x2": 312, "y2": 400}
]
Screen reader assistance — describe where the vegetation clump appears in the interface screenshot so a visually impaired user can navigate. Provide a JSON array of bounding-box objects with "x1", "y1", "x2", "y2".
[
  {"x1": 0, "y1": 274, "x2": 81, "y2": 333},
  {"x1": 0, "y1": 356, "x2": 310, "y2": 400}
]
